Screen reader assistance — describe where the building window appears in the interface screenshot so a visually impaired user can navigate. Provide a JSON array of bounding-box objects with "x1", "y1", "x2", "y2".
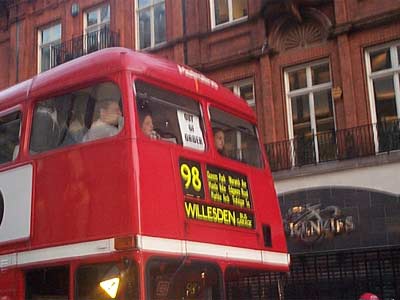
[
  {"x1": 226, "y1": 78, "x2": 255, "y2": 109},
  {"x1": 284, "y1": 60, "x2": 335, "y2": 165},
  {"x1": 366, "y1": 41, "x2": 400, "y2": 152},
  {"x1": 210, "y1": 0, "x2": 248, "y2": 28},
  {"x1": 136, "y1": 0, "x2": 166, "y2": 50},
  {"x1": 84, "y1": 4, "x2": 110, "y2": 53},
  {"x1": 38, "y1": 23, "x2": 61, "y2": 73}
]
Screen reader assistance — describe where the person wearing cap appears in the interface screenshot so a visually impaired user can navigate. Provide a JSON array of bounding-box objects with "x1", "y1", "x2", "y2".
[{"x1": 359, "y1": 292, "x2": 380, "y2": 300}]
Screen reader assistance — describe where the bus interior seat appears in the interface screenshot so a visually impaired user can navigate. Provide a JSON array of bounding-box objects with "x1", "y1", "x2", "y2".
[{"x1": 30, "y1": 109, "x2": 61, "y2": 153}]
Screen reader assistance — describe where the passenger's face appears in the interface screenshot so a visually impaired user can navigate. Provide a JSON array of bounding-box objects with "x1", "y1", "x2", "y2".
[
  {"x1": 214, "y1": 130, "x2": 225, "y2": 151},
  {"x1": 142, "y1": 115, "x2": 154, "y2": 136},
  {"x1": 102, "y1": 102, "x2": 122, "y2": 125}
]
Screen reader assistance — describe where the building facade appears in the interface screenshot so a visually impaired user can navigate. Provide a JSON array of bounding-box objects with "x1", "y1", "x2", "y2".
[{"x1": 0, "y1": 0, "x2": 400, "y2": 299}]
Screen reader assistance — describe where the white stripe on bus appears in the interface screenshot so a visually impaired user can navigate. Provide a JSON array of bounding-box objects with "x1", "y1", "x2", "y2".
[
  {"x1": 0, "y1": 235, "x2": 289, "y2": 268},
  {"x1": 136, "y1": 235, "x2": 290, "y2": 266}
]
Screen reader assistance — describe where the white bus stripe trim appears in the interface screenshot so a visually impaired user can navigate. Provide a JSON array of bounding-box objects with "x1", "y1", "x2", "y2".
[
  {"x1": 0, "y1": 236, "x2": 290, "y2": 267},
  {"x1": 0, "y1": 239, "x2": 115, "y2": 268},
  {"x1": 137, "y1": 235, "x2": 290, "y2": 266}
]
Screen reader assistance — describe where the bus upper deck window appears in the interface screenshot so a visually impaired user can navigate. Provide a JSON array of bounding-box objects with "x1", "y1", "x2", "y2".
[
  {"x1": 134, "y1": 80, "x2": 205, "y2": 151},
  {"x1": 0, "y1": 111, "x2": 21, "y2": 164},
  {"x1": 30, "y1": 82, "x2": 123, "y2": 153},
  {"x1": 210, "y1": 107, "x2": 264, "y2": 168}
]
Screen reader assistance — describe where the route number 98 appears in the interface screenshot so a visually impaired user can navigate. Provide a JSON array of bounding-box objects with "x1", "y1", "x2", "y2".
[{"x1": 179, "y1": 158, "x2": 204, "y2": 198}]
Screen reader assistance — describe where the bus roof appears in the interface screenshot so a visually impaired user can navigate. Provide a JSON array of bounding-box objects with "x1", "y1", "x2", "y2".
[{"x1": 0, "y1": 47, "x2": 255, "y2": 120}]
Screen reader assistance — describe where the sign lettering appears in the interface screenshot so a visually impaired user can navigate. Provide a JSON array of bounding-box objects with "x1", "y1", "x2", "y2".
[
  {"x1": 206, "y1": 165, "x2": 252, "y2": 209},
  {"x1": 184, "y1": 201, "x2": 254, "y2": 229}
]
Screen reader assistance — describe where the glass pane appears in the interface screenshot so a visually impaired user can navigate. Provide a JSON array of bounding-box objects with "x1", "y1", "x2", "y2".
[
  {"x1": 373, "y1": 76, "x2": 397, "y2": 123},
  {"x1": 42, "y1": 24, "x2": 61, "y2": 44},
  {"x1": 312, "y1": 63, "x2": 330, "y2": 85},
  {"x1": 25, "y1": 267, "x2": 69, "y2": 300},
  {"x1": 215, "y1": 0, "x2": 229, "y2": 25},
  {"x1": 30, "y1": 82, "x2": 123, "y2": 153},
  {"x1": 291, "y1": 95, "x2": 311, "y2": 137},
  {"x1": 288, "y1": 69, "x2": 307, "y2": 91},
  {"x1": 139, "y1": 9, "x2": 151, "y2": 49},
  {"x1": 138, "y1": 0, "x2": 151, "y2": 9},
  {"x1": 232, "y1": 0, "x2": 247, "y2": 20},
  {"x1": 41, "y1": 46, "x2": 50, "y2": 72},
  {"x1": 76, "y1": 262, "x2": 138, "y2": 300},
  {"x1": 314, "y1": 89, "x2": 334, "y2": 133},
  {"x1": 239, "y1": 83, "x2": 254, "y2": 102},
  {"x1": 210, "y1": 107, "x2": 263, "y2": 168},
  {"x1": 101, "y1": 5, "x2": 110, "y2": 23},
  {"x1": 87, "y1": 10, "x2": 98, "y2": 27},
  {"x1": 314, "y1": 90, "x2": 336, "y2": 162},
  {"x1": 154, "y1": 3, "x2": 166, "y2": 44},
  {"x1": 370, "y1": 48, "x2": 391, "y2": 72},
  {"x1": 398, "y1": 46, "x2": 400, "y2": 66},
  {"x1": 291, "y1": 95, "x2": 314, "y2": 165},
  {"x1": 147, "y1": 259, "x2": 222, "y2": 300},
  {"x1": 135, "y1": 81, "x2": 204, "y2": 150},
  {"x1": 0, "y1": 111, "x2": 21, "y2": 164}
]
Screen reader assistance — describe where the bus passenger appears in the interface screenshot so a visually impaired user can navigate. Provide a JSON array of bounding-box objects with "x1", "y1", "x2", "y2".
[
  {"x1": 213, "y1": 128, "x2": 225, "y2": 155},
  {"x1": 139, "y1": 110, "x2": 159, "y2": 139},
  {"x1": 83, "y1": 98, "x2": 122, "y2": 142}
]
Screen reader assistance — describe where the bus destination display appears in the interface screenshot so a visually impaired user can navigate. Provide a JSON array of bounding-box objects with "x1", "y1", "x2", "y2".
[{"x1": 179, "y1": 158, "x2": 254, "y2": 229}]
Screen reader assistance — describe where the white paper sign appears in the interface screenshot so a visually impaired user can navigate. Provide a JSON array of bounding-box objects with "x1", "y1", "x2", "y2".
[
  {"x1": 0, "y1": 164, "x2": 32, "y2": 244},
  {"x1": 177, "y1": 110, "x2": 205, "y2": 151}
]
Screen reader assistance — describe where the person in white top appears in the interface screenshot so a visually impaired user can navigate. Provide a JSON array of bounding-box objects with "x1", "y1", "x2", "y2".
[{"x1": 83, "y1": 98, "x2": 122, "y2": 142}]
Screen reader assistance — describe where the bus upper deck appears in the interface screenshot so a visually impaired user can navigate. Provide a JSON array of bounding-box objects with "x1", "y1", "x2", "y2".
[{"x1": 0, "y1": 48, "x2": 288, "y2": 300}]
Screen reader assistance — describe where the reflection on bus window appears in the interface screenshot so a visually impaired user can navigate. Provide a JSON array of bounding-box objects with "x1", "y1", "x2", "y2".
[
  {"x1": 30, "y1": 82, "x2": 123, "y2": 153},
  {"x1": 25, "y1": 266, "x2": 69, "y2": 300},
  {"x1": 147, "y1": 259, "x2": 222, "y2": 300},
  {"x1": 210, "y1": 107, "x2": 264, "y2": 168},
  {"x1": 76, "y1": 261, "x2": 138, "y2": 300},
  {"x1": 0, "y1": 111, "x2": 21, "y2": 164},
  {"x1": 135, "y1": 80, "x2": 205, "y2": 151}
]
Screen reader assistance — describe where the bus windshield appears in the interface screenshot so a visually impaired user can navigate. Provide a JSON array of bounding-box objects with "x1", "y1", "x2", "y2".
[
  {"x1": 147, "y1": 258, "x2": 222, "y2": 300},
  {"x1": 210, "y1": 107, "x2": 264, "y2": 168}
]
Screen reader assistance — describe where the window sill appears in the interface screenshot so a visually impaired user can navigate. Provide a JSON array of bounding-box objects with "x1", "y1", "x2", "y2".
[{"x1": 211, "y1": 17, "x2": 248, "y2": 33}]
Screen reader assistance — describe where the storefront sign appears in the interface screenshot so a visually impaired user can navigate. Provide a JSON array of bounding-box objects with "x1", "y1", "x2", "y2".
[{"x1": 284, "y1": 204, "x2": 354, "y2": 243}]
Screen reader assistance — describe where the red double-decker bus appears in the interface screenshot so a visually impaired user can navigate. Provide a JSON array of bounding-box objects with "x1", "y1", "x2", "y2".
[{"x1": 0, "y1": 48, "x2": 289, "y2": 300}]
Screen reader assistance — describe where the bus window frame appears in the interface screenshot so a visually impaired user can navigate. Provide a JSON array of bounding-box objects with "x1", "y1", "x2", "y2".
[
  {"x1": 145, "y1": 256, "x2": 224, "y2": 300},
  {"x1": 27, "y1": 78, "x2": 126, "y2": 157},
  {"x1": 207, "y1": 103, "x2": 266, "y2": 169},
  {"x1": 132, "y1": 77, "x2": 208, "y2": 152},
  {"x1": 74, "y1": 258, "x2": 139, "y2": 300},
  {"x1": 0, "y1": 105, "x2": 23, "y2": 166}
]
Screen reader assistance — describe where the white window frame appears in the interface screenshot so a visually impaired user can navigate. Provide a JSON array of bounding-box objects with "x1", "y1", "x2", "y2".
[
  {"x1": 284, "y1": 59, "x2": 334, "y2": 164},
  {"x1": 83, "y1": 3, "x2": 110, "y2": 34},
  {"x1": 365, "y1": 41, "x2": 400, "y2": 152},
  {"x1": 226, "y1": 78, "x2": 255, "y2": 108},
  {"x1": 37, "y1": 23, "x2": 61, "y2": 74},
  {"x1": 135, "y1": 0, "x2": 166, "y2": 50},
  {"x1": 210, "y1": 0, "x2": 248, "y2": 29},
  {"x1": 83, "y1": 3, "x2": 110, "y2": 52}
]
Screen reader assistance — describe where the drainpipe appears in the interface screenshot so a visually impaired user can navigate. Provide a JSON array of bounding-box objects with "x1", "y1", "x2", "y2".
[
  {"x1": 181, "y1": 0, "x2": 187, "y2": 64},
  {"x1": 15, "y1": 3, "x2": 20, "y2": 83}
]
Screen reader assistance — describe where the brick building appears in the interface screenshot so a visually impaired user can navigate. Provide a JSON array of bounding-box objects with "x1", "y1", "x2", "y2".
[{"x1": 1, "y1": 0, "x2": 400, "y2": 298}]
